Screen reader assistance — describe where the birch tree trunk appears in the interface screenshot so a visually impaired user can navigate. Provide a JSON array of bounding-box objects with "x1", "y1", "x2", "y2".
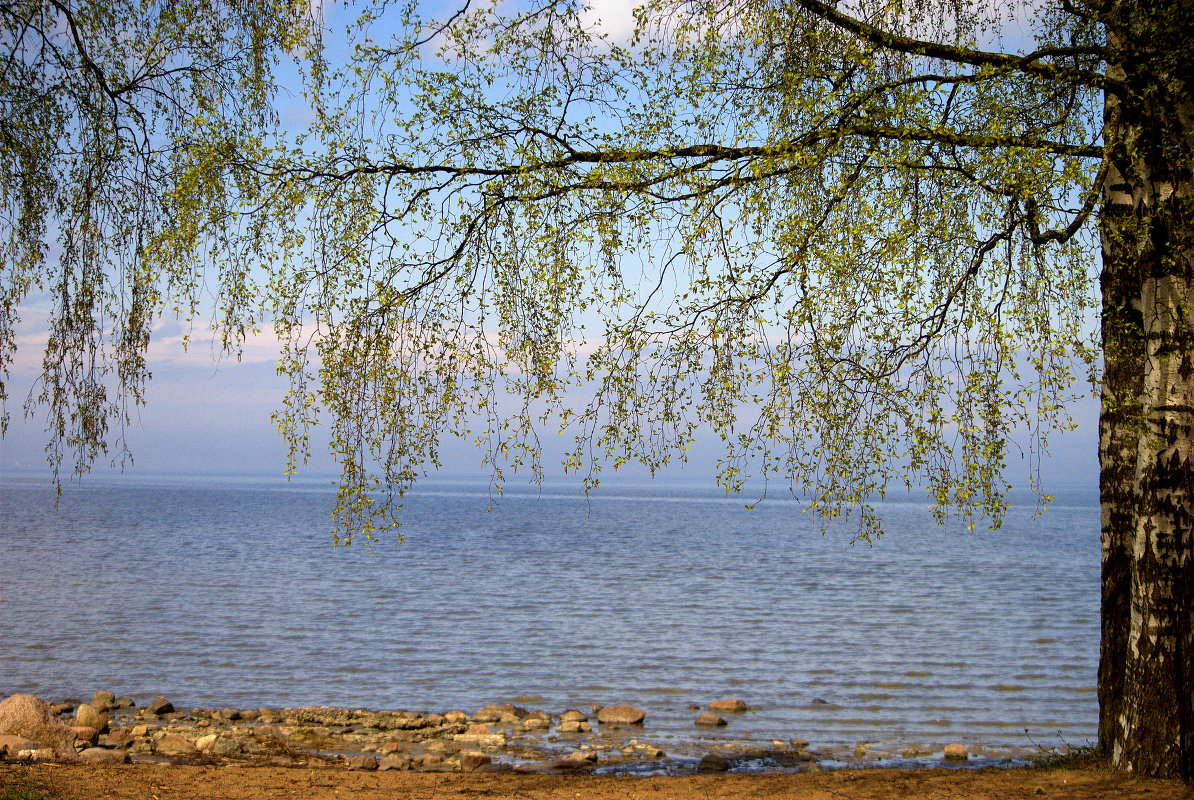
[{"x1": 1099, "y1": 0, "x2": 1194, "y2": 778}]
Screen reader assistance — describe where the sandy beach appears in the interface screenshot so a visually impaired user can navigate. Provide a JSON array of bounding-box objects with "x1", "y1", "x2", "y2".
[{"x1": 4, "y1": 760, "x2": 1191, "y2": 800}]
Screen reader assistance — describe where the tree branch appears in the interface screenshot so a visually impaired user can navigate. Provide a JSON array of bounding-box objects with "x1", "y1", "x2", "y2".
[
  {"x1": 1028, "y1": 157, "x2": 1108, "y2": 245},
  {"x1": 276, "y1": 127, "x2": 1101, "y2": 189},
  {"x1": 792, "y1": 0, "x2": 1119, "y2": 93},
  {"x1": 48, "y1": 0, "x2": 129, "y2": 102}
]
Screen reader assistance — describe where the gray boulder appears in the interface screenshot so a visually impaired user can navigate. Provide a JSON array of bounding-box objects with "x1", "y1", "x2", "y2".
[{"x1": 695, "y1": 713, "x2": 727, "y2": 727}]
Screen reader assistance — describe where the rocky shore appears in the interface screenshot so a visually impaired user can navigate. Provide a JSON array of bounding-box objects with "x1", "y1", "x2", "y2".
[{"x1": 0, "y1": 691, "x2": 978, "y2": 775}]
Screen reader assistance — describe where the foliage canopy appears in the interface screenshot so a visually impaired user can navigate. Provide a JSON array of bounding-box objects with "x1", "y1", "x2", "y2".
[
  {"x1": 4, "y1": 0, "x2": 1106, "y2": 542},
  {"x1": 259, "y1": 0, "x2": 1104, "y2": 539}
]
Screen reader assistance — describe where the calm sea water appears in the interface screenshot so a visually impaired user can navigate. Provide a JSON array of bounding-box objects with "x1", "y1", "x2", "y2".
[{"x1": 1, "y1": 473, "x2": 1099, "y2": 759}]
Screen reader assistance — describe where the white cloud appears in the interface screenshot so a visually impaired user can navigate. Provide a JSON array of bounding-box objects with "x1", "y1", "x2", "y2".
[{"x1": 579, "y1": 0, "x2": 641, "y2": 42}]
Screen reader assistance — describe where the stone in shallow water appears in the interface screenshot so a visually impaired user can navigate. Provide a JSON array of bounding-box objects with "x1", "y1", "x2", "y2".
[
  {"x1": 596, "y1": 705, "x2": 645, "y2": 725},
  {"x1": 558, "y1": 720, "x2": 591, "y2": 734},
  {"x1": 549, "y1": 751, "x2": 597, "y2": 771},
  {"x1": 695, "y1": 714, "x2": 727, "y2": 727},
  {"x1": 347, "y1": 755, "x2": 378, "y2": 771},
  {"x1": 943, "y1": 743, "x2": 969, "y2": 760},
  {"x1": 147, "y1": 696, "x2": 175, "y2": 716},
  {"x1": 697, "y1": 753, "x2": 730, "y2": 772},
  {"x1": 708, "y1": 699, "x2": 748, "y2": 714}
]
